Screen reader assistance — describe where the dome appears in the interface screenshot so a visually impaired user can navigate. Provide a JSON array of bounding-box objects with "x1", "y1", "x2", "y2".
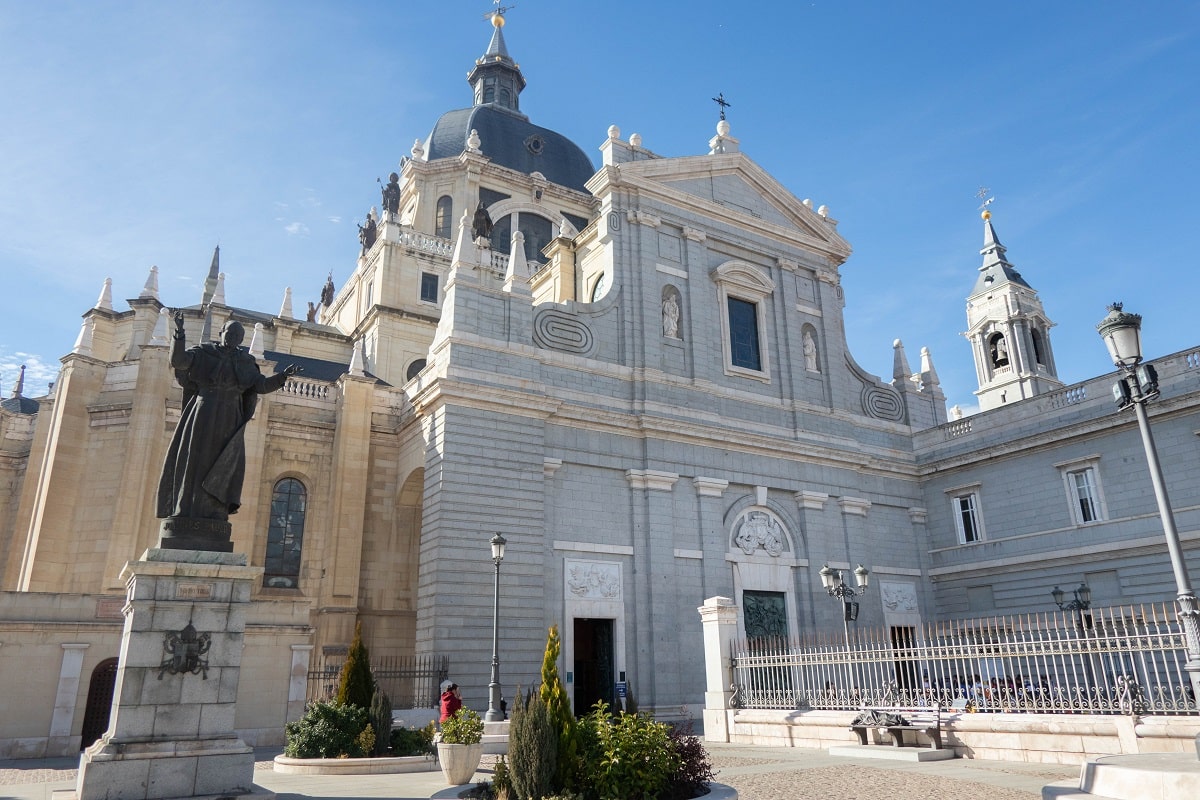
[{"x1": 424, "y1": 106, "x2": 595, "y2": 193}]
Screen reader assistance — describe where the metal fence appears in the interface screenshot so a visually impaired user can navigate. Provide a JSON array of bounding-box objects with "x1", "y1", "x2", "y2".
[
  {"x1": 306, "y1": 653, "x2": 449, "y2": 709},
  {"x1": 732, "y1": 603, "x2": 1197, "y2": 715}
]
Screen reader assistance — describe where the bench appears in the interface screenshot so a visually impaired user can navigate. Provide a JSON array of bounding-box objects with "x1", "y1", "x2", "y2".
[{"x1": 849, "y1": 704, "x2": 944, "y2": 749}]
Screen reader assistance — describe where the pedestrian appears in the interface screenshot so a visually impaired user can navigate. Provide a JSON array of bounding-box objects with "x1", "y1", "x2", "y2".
[{"x1": 439, "y1": 682, "x2": 462, "y2": 722}]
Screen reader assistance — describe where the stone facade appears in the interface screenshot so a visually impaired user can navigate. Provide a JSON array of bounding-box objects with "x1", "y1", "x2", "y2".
[{"x1": 0, "y1": 14, "x2": 1197, "y2": 759}]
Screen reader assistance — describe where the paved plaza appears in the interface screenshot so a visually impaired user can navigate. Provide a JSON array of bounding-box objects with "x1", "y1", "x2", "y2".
[{"x1": 0, "y1": 743, "x2": 1081, "y2": 800}]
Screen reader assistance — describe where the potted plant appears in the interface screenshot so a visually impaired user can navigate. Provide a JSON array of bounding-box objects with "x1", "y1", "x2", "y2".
[{"x1": 436, "y1": 707, "x2": 484, "y2": 785}]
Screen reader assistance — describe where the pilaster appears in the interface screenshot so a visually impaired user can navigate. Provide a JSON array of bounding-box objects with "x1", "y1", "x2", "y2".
[
  {"x1": 13, "y1": 356, "x2": 107, "y2": 591},
  {"x1": 625, "y1": 469, "x2": 678, "y2": 709},
  {"x1": 104, "y1": 346, "x2": 174, "y2": 589}
]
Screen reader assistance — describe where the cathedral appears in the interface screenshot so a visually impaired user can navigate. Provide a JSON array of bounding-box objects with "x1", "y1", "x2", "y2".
[{"x1": 2, "y1": 12, "x2": 1197, "y2": 758}]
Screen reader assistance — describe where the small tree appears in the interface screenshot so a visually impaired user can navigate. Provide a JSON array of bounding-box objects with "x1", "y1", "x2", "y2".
[
  {"x1": 336, "y1": 620, "x2": 375, "y2": 709},
  {"x1": 539, "y1": 625, "x2": 578, "y2": 791},
  {"x1": 369, "y1": 689, "x2": 392, "y2": 756},
  {"x1": 508, "y1": 689, "x2": 557, "y2": 800}
]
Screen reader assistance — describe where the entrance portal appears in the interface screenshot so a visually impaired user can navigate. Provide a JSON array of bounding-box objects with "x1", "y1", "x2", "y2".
[{"x1": 573, "y1": 618, "x2": 615, "y2": 714}]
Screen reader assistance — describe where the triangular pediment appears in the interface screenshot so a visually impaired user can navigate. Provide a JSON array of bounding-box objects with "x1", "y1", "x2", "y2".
[{"x1": 609, "y1": 153, "x2": 851, "y2": 260}]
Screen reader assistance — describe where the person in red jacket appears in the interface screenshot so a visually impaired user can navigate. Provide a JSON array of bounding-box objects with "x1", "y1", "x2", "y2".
[{"x1": 439, "y1": 682, "x2": 462, "y2": 722}]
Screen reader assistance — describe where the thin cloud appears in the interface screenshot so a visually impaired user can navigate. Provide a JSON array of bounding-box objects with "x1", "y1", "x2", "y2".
[{"x1": 284, "y1": 222, "x2": 310, "y2": 236}]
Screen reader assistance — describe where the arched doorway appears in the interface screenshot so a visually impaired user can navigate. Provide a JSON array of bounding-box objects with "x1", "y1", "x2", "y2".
[{"x1": 79, "y1": 657, "x2": 119, "y2": 749}]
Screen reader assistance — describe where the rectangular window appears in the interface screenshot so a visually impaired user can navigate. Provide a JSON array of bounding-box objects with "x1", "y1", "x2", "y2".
[
  {"x1": 727, "y1": 296, "x2": 761, "y2": 371},
  {"x1": 1056, "y1": 457, "x2": 1107, "y2": 526},
  {"x1": 1069, "y1": 468, "x2": 1100, "y2": 523},
  {"x1": 954, "y1": 493, "x2": 981, "y2": 544},
  {"x1": 420, "y1": 272, "x2": 439, "y2": 303}
]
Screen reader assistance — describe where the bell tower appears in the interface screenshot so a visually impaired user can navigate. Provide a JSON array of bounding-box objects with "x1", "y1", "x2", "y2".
[{"x1": 965, "y1": 209, "x2": 1063, "y2": 411}]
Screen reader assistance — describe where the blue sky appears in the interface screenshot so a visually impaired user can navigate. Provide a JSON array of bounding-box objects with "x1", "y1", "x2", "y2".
[{"x1": 2, "y1": 1, "x2": 1198, "y2": 411}]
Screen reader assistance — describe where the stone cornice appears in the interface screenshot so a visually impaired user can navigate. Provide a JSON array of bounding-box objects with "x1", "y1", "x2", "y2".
[
  {"x1": 626, "y1": 469, "x2": 679, "y2": 491},
  {"x1": 795, "y1": 490, "x2": 829, "y2": 511},
  {"x1": 693, "y1": 476, "x2": 729, "y2": 497},
  {"x1": 839, "y1": 496, "x2": 872, "y2": 516}
]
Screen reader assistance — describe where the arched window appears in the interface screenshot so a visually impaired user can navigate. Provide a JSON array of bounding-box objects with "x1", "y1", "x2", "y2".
[
  {"x1": 435, "y1": 196, "x2": 453, "y2": 239},
  {"x1": 988, "y1": 332, "x2": 1009, "y2": 368},
  {"x1": 483, "y1": 86, "x2": 495, "y2": 104},
  {"x1": 1031, "y1": 329, "x2": 1046, "y2": 366},
  {"x1": 264, "y1": 478, "x2": 306, "y2": 589},
  {"x1": 406, "y1": 359, "x2": 427, "y2": 381}
]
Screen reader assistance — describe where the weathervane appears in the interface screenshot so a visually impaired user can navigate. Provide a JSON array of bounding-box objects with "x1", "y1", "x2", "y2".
[
  {"x1": 485, "y1": 0, "x2": 516, "y2": 20},
  {"x1": 712, "y1": 92, "x2": 732, "y2": 121},
  {"x1": 976, "y1": 186, "x2": 995, "y2": 211}
]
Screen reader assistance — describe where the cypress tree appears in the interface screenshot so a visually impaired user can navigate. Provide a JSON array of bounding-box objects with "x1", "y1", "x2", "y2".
[
  {"x1": 539, "y1": 624, "x2": 578, "y2": 791},
  {"x1": 369, "y1": 689, "x2": 392, "y2": 756},
  {"x1": 508, "y1": 689, "x2": 556, "y2": 800},
  {"x1": 336, "y1": 620, "x2": 375, "y2": 710}
]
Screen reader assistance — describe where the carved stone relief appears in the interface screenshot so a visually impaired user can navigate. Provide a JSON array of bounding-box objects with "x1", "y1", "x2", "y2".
[
  {"x1": 731, "y1": 509, "x2": 787, "y2": 557},
  {"x1": 880, "y1": 581, "x2": 918, "y2": 613},
  {"x1": 565, "y1": 559, "x2": 621, "y2": 600}
]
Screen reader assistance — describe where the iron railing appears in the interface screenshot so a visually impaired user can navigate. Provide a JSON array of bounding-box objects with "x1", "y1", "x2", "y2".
[
  {"x1": 732, "y1": 603, "x2": 1197, "y2": 715},
  {"x1": 306, "y1": 653, "x2": 449, "y2": 709}
]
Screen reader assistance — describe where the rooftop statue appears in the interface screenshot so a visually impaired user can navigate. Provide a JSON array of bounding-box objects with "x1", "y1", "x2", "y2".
[
  {"x1": 156, "y1": 311, "x2": 298, "y2": 551},
  {"x1": 381, "y1": 172, "x2": 401, "y2": 217},
  {"x1": 472, "y1": 201, "x2": 494, "y2": 241}
]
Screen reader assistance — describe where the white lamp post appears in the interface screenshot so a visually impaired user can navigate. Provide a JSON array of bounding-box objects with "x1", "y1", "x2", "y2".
[
  {"x1": 1097, "y1": 304, "x2": 1200, "y2": 748},
  {"x1": 485, "y1": 532, "x2": 507, "y2": 722}
]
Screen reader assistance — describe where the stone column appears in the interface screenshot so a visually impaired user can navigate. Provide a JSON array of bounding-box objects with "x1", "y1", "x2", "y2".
[
  {"x1": 75, "y1": 550, "x2": 261, "y2": 800},
  {"x1": 698, "y1": 596, "x2": 738, "y2": 743},
  {"x1": 48, "y1": 643, "x2": 90, "y2": 756}
]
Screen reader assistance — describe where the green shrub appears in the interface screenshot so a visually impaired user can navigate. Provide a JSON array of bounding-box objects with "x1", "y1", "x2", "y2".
[
  {"x1": 336, "y1": 621, "x2": 375, "y2": 710},
  {"x1": 369, "y1": 690, "x2": 392, "y2": 756},
  {"x1": 577, "y1": 703, "x2": 680, "y2": 800},
  {"x1": 355, "y1": 724, "x2": 376, "y2": 757},
  {"x1": 664, "y1": 723, "x2": 714, "y2": 800},
  {"x1": 390, "y1": 722, "x2": 436, "y2": 756},
  {"x1": 539, "y1": 625, "x2": 578, "y2": 791},
  {"x1": 284, "y1": 700, "x2": 371, "y2": 758},
  {"x1": 508, "y1": 690, "x2": 557, "y2": 800},
  {"x1": 440, "y1": 707, "x2": 484, "y2": 744},
  {"x1": 492, "y1": 755, "x2": 513, "y2": 799}
]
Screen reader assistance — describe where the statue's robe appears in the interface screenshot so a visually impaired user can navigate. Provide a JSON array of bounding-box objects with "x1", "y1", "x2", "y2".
[{"x1": 156, "y1": 343, "x2": 286, "y2": 520}]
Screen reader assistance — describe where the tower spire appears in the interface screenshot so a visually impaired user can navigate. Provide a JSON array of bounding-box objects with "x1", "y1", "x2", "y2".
[
  {"x1": 964, "y1": 201, "x2": 1063, "y2": 410},
  {"x1": 468, "y1": 5, "x2": 527, "y2": 114},
  {"x1": 201, "y1": 245, "x2": 220, "y2": 306}
]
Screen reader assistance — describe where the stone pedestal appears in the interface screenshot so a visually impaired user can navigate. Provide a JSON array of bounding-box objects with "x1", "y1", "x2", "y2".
[{"x1": 73, "y1": 549, "x2": 265, "y2": 800}]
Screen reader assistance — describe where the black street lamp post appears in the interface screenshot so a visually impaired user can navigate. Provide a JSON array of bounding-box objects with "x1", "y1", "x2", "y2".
[
  {"x1": 1052, "y1": 582, "x2": 1097, "y2": 702},
  {"x1": 485, "y1": 532, "x2": 506, "y2": 723},
  {"x1": 1097, "y1": 304, "x2": 1200, "y2": 750},
  {"x1": 820, "y1": 563, "x2": 869, "y2": 704}
]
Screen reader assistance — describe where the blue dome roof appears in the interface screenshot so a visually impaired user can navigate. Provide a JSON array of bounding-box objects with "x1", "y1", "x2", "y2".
[
  {"x1": 422, "y1": 14, "x2": 595, "y2": 194},
  {"x1": 424, "y1": 105, "x2": 595, "y2": 194}
]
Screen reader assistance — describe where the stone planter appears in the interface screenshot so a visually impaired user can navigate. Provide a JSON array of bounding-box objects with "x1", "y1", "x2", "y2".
[
  {"x1": 437, "y1": 741, "x2": 484, "y2": 785},
  {"x1": 273, "y1": 754, "x2": 438, "y2": 775}
]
